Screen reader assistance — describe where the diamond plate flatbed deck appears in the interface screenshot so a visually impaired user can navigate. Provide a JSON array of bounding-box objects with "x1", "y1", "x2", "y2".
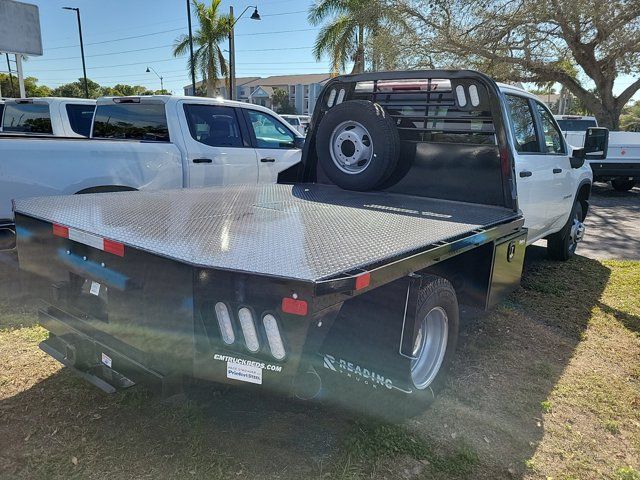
[{"x1": 14, "y1": 184, "x2": 519, "y2": 283}]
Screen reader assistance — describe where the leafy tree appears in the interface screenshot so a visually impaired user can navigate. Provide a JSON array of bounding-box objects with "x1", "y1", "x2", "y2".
[
  {"x1": 51, "y1": 78, "x2": 103, "y2": 98},
  {"x1": 173, "y1": 0, "x2": 229, "y2": 97},
  {"x1": 309, "y1": 0, "x2": 393, "y2": 73},
  {"x1": 102, "y1": 84, "x2": 156, "y2": 96},
  {"x1": 0, "y1": 74, "x2": 52, "y2": 97},
  {"x1": 397, "y1": 0, "x2": 640, "y2": 129},
  {"x1": 271, "y1": 88, "x2": 297, "y2": 114},
  {"x1": 621, "y1": 100, "x2": 640, "y2": 131}
]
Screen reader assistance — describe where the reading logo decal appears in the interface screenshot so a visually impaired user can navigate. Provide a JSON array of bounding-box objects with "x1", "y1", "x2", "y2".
[{"x1": 322, "y1": 353, "x2": 393, "y2": 389}]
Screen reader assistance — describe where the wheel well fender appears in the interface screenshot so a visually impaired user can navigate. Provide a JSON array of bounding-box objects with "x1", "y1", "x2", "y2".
[{"x1": 576, "y1": 181, "x2": 591, "y2": 220}]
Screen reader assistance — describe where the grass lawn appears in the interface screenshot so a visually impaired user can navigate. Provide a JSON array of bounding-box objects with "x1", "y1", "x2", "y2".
[{"x1": 0, "y1": 248, "x2": 638, "y2": 479}]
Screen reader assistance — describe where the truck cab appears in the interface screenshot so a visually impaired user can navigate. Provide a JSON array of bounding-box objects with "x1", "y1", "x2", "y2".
[
  {"x1": 1, "y1": 97, "x2": 96, "y2": 137},
  {"x1": 499, "y1": 85, "x2": 593, "y2": 245}
]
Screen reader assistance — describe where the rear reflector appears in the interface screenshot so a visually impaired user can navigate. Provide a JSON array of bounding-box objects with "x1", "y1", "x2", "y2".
[
  {"x1": 52, "y1": 224, "x2": 69, "y2": 238},
  {"x1": 282, "y1": 297, "x2": 308, "y2": 316},
  {"x1": 103, "y1": 239, "x2": 125, "y2": 257},
  {"x1": 52, "y1": 223, "x2": 125, "y2": 257},
  {"x1": 355, "y1": 272, "x2": 371, "y2": 290}
]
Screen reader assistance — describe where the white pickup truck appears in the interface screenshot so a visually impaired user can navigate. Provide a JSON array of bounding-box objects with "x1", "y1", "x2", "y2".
[
  {"x1": 0, "y1": 95, "x2": 304, "y2": 248},
  {"x1": 555, "y1": 114, "x2": 640, "y2": 191},
  {"x1": 14, "y1": 71, "x2": 610, "y2": 412},
  {"x1": 0, "y1": 97, "x2": 96, "y2": 137}
]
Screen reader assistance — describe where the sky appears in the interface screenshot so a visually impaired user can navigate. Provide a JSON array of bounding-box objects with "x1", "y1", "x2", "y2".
[
  {"x1": 3, "y1": 0, "x2": 638, "y2": 101},
  {"x1": 8, "y1": 0, "x2": 333, "y2": 94}
]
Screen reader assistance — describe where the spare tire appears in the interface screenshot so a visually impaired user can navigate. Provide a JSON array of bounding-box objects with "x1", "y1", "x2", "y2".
[{"x1": 315, "y1": 100, "x2": 400, "y2": 191}]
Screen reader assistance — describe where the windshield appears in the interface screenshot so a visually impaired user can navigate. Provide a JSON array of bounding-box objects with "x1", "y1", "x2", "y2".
[{"x1": 556, "y1": 119, "x2": 598, "y2": 132}]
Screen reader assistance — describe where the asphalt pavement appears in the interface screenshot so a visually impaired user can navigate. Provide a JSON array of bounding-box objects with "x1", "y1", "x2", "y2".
[{"x1": 577, "y1": 182, "x2": 640, "y2": 260}]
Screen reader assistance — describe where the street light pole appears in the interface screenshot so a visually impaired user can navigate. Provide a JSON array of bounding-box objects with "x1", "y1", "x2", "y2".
[
  {"x1": 186, "y1": 0, "x2": 197, "y2": 96},
  {"x1": 146, "y1": 66, "x2": 164, "y2": 93},
  {"x1": 228, "y1": 5, "x2": 260, "y2": 101},
  {"x1": 63, "y1": 7, "x2": 89, "y2": 98}
]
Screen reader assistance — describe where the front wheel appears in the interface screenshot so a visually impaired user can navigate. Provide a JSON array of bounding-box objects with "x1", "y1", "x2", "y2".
[
  {"x1": 611, "y1": 178, "x2": 636, "y2": 192},
  {"x1": 547, "y1": 201, "x2": 584, "y2": 261}
]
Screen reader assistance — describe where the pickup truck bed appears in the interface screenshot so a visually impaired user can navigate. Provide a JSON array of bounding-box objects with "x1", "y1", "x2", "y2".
[{"x1": 13, "y1": 183, "x2": 519, "y2": 283}]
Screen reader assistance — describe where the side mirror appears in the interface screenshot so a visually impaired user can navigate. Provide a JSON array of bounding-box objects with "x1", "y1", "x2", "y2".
[
  {"x1": 583, "y1": 127, "x2": 608, "y2": 160},
  {"x1": 570, "y1": 148, "x2": 585, "y2": 168},
  {"x1": 294, "y1": 136, "x2": 305, "y2": 149}
]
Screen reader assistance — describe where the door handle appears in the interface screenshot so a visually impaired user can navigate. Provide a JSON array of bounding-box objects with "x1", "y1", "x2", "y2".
[
  {"x1": 260, "y1": 158, "x2": 276, "y2": 163},
  {"x1": 519, "y1": 170, "x2": 532, "y2": 178},
  {"x1": 193, "y1": 158, "x2": 212, "y2": 164},
  {"x1": 553, "y1": 168, "x2": 563, "y2": 174}
]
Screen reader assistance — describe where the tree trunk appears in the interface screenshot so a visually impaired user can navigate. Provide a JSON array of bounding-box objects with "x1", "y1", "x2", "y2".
[{"x1": 350, "y1": 25, "x2": 365, "y2": 74}]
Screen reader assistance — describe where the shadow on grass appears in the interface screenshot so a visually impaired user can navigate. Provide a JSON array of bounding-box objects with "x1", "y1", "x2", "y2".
[
  {"x1": 329, "y1": 246, "x2": 613, "y2": 479},
  {"x1": 0, "y1": 247, "x2": 615, "y2": 479}
]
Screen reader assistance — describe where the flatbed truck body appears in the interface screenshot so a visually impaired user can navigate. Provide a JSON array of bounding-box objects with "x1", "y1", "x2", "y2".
[{"x1": 14, "y1": 70, "x2": 602, "y2": 408}]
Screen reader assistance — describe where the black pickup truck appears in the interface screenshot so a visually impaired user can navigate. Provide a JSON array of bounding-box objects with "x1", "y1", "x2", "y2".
[{"x1": 13, "y1": 70, "x2": 607, "y2": 411}]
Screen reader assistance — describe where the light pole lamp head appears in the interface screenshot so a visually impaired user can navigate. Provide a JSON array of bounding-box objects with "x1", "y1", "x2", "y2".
[
  {"x1": 250, "y1": 7, "x2": 260, "y2": 20},
  {"x1": 62, "y1": 6, "x2": 78, "y2": 11}
]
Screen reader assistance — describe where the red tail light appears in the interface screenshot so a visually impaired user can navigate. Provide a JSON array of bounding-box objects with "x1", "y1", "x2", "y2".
[
  {"x1": 281, "y1": 297, "x2": 308, "y2": 316},
  {"x1": 355, "y1": 272, "x2": 371, "y2": 290}
]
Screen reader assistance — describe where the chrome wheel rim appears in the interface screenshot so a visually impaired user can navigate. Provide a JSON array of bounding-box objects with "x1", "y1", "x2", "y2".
[
  {"x1": 411, "y1": 306, "x2": 449, "y2": 390},
  {"x1": 329, "y1": 121, "x2": 374, "y2": 174},
  {"x1": 568, "y1": 212, "x2": 585, "y2": 253}
]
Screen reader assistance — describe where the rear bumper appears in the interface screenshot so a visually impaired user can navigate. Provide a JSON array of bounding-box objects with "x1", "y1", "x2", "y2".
[
  {"x1": 589, "y1": 161, "x2": 640, "y2": 180},
  {"x1": 38, "y1": 305, "x2": 178, "y2": 396}
]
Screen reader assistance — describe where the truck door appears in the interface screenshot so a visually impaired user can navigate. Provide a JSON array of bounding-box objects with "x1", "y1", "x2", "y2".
[
  {"x1": 532, "y1": 101, "x2": 574, "y2": 232},
  {"x1": 180, "y1": 102, "x2": 258, "y2": 187},
  {"x1": 506, "y1": 94, "x2": 557, "y2": 243},
  {"x1": 241, "y1": 109, "x2": 303, "y2": 183}
]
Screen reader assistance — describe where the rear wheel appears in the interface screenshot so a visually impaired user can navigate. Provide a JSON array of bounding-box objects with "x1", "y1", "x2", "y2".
[
  {"x1": 611, "y1": 178, "x2": 636, "y2": 192},
  {"x1": 547, "y1": 201, "x2": 584, "y2": 261},
  {"x1": 407, "y1": 276, "x2": 459, "y2": 406}
]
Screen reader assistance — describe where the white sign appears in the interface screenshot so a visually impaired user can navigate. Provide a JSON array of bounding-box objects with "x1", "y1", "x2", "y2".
[
  {"x1": 101, "y1": 352, "x2": 112, "y2": 368},
  {"x1": 0, "y1": 0, "x2": 43, "y2": 56},
  {"x1": 89, "y1": 281, "x2": 101, "y2": 296},
  {"x1": 226, "y1": 361, "x2": 262, "y2": 385}
]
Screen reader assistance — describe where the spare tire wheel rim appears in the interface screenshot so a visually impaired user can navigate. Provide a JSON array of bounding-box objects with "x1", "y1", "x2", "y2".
[
  {"x1": 329, "y1": 120, "x2": 374, "y2": 174},
  {"x1": 411, "y1": 306, "x2": 449, "y2": 390}
]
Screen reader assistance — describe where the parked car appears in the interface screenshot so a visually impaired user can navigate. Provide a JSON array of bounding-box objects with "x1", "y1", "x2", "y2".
[
  {"x1": 0, "y1": 99, "x2": 4, "y2": 131},
  {"x1": 14, "y1": 70, "x2": 607, "y2": 414},
  {"x1": 555, "y1": 114, "x2": 640, "y2": 191},
  {"x1": 280, "y1": 114, "x2": 310, "y2": 135},
  {"x1": 0, "y1": 95, "x2": 304, "y2": 249},
  {"x1": 1, "y1": 97, "x2": 96, "y2": 137}
]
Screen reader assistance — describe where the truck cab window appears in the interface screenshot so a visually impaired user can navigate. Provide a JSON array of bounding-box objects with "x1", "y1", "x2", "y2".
[
  {"x1": 535, "y1": 103, "x2": 565, "y2": 154},
  {"x1": 92, "y1": 103, "x2": 169, "y2": 141},
  {"x1": 66, "y1": 104, "x2": 96, "y2": 137},
  {"x1": 556, "y1": 119, "x2": 597, "y2": 131},
  {"x1": 184, "y1": 104, "x2": 243, "y2": 147},
  {"x1": 247, "y1": 110, "x2": 295, "y2": 149},
  {"x1": 2, "y1": 103, "x2": 52, "y2": 134},
  {"x1": 506, "y1": 95, "x2": 540, "y2": 153}
]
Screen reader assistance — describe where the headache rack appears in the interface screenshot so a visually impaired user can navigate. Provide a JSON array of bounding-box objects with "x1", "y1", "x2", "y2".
[{"x1": 294, "y1": 69, "x2": 516, "y2": 210}]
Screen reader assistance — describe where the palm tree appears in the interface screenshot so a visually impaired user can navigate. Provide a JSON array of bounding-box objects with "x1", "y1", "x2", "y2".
[
  {"x1": 174, "y1": 0, "x2": 229, "y2": 97},
  {"x1": 308, "y1": 0, "x2": 391, "y2": 74}
]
